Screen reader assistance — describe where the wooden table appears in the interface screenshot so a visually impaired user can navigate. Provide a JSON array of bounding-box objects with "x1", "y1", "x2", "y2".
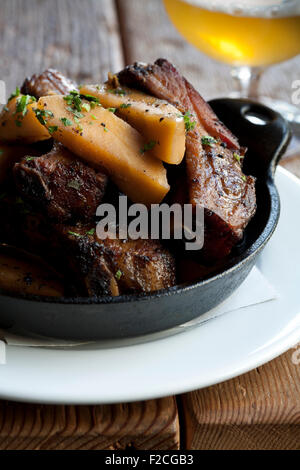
[{"x1": 0, "y1": 0, "x2": 300, "y2": 450}]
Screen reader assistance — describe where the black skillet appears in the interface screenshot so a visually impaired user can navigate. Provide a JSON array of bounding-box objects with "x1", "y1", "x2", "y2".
[{"x1": 0, "y1": 99, "x2": 291, "y2": 340}]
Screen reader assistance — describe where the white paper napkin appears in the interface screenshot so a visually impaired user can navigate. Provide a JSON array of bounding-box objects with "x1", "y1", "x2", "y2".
[{"x1": 0, "y1": 266, "x2": 278, "y2": 348}]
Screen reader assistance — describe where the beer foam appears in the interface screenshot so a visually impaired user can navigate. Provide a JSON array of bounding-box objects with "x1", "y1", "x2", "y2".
[{"x1": 179, "y1": 0, "x2": 300, "y2": 18}]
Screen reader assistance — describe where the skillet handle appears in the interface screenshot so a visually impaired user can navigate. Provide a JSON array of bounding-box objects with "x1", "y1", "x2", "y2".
[{"x1": 209, "y1": 98, "x2": 291, "y2": 179}]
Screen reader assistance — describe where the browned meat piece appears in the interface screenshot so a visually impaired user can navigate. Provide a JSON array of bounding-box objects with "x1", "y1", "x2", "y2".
[
  {"x1": 21, "y1": 69, "x2": 77, "y2": 99},
  {"x1": 62, "y1": 227, "x2": 176, "y2": 296},
  {"x1": 0, "y1": 194, "x2": 176, "y2": 296},
  {"x1": 118, "y1": 59, "x2": 240, "y2": 150},
  {"x1": 118, "y1": 59, "x2": 256, "y2": 260},
  {"x1": 13, "y1": 143, "x2": 108, "y2": 223}
]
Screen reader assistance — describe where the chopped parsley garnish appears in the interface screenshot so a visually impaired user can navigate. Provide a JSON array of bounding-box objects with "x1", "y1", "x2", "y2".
[
  {"x1": 82, "y1": 102, "x2": 91, "y2": 113},
  {"x1": 115, "y1": 270, "x2": 123, "y2": 281},
  {"x1": 64, "y1": 91, "x2": 100, "y2": 123},
  {"x1": 68, "y1": 231, "x2": 82, "y2": 238},
  {"x1": 86, "y1": 228, "x2": 95, "y2": 236},
  {"x1": 233, "y1": 152, "x2": 242, "y2": 163},
  {"x1": 67, "y1": 180, "x2": 81, "y2": 190},
  {"x1": 241, "y1": 175, "x2": 247, "y2": 182},
  {"x1": 25, "y1": 156, "x2": 36, "y2": 162},
  {"x1": 108, "y1": 88, "x2": 126, "y2": 96},
  {"x1": 66, "y1": 106, "x2": 84, "y2": 119},
  {"x1": 201, "y1": 136, "x2": 217, "y2": 146},
  {"x1": 16, "y1": 95, "x2": 30, "y2": 116},
  {"x1": 91, "y1": 114, "x2": 97, "y2": 120},
  {"x1": 15, "y1": 119, "x2": 22, "y2": 127},
  {"x1": 73, "y1": 94, "x2": 82, "y2": 112},
  {"x1": 108, "y1": 107, "x2": 117, "y2": 113},
  {"x1": 119, "y1": 103, "x2": 132, "y2": 109},
  {"x1": 8, "y1": 86, "x2": 20, "y2": 101},
  {"x1": 48, "y1": 125, "x2": 58, "y2": 134},
  {"x1": 101, "y1": 122, "x2": 108, "y2": 132},
  {"x1": 80, "y1": 93, "x2": 100, "y2": 103},
  {"x1": 34, "y1": 108, "x2": 54, "y2": 126},
  {"x1": 60, "y1": 117, "x2": 73, "y2": 127},
  {"x1": 179, "y1": 111, "x2": 196, "y2": 132},
  {"x1": 140, "y1": 140, "x2": 157, "y2": 154}
]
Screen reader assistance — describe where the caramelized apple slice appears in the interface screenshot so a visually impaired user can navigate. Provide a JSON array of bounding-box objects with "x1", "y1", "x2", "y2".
[
  {"x1": 80, "y1": 84, "x2": 186, "y2": 164},
  {"x1": 36, "y1": 95, "x2": 170, "y2": 205}
]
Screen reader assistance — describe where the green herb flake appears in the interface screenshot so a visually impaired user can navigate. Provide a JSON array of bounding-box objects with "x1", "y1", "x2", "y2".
[
  {"x1": 91, "y1": 114, "x2": 97, "y2": 120},
  {"x1": 34, "y1": 108, "x2": 54, "y2": 126},
  {"x1": 68, "y1": 231, "x2": 82, "y2": 238},
  {"x1": 201, "y1": 136, "x2": 217, "y2": 146},
  {"x1": 178, "y1": 111, "x2": 196, "y2": 132},
  {"x1": 16, "y1": 95, "x2": 30, "y2": 116},
  {"x1": 80, "y1": 93, "x2": 100, "y2": 104},
  {"x1": 241, "y1": 174, "x2": 247, "y2": 182},
  {"x1": 48, "y1": 125, "x2": 58, "y2": 135},
  {"x1": 8, "y1": 87, "x2": 20, "y2": 102},
  {"x1": 86, "y1": 228, "x2": 96, "y2": 236},
  {"x1": 67, "y1": 180, "x2": 81, "y2": 190},
  {"x1": 108, "y1": 107, "x2": 117, "y2": 113},
  {"x1": 25, "y1": 156, "x2": 36, "y2": 162},
  {"x1": 233, "y1": 152, "x2": 242, "y2": 163},
  {"x1": 119, "y1": 103, "x2": 132, "y2": 109},
  {"x1": 108, "y1": 88, "x2": 126, "y2": 96},
  {"x1": 60, "y1": 117, "x2": 73, "y2": 127},
  {"x1": 115, "y1": 270, "x2": 123, "y2": 281},
  {"x1": 15, "y1": 119, "x2": 22, "y2": 127},
  {"x1": 82, "y1": 102, "x2": 91, "y2": 113},
  {"x1": 140, "y1": 140, "x2": 157, "y2": 154}
]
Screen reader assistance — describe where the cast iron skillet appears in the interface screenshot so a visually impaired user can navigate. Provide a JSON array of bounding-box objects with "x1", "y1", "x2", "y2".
[{"x1": 0, "y1": 98, "x2": 291, "y2": 340}]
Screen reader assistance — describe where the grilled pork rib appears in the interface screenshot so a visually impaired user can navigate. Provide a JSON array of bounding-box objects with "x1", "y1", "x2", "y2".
[
  {"x1": 14, "y1": 144, "x2": 108, "y2": 223},
  {"x1": 21, "y1": 69, "x2": 77, "y2": 99},
  {"x1": 118, "y1": 59, "x2": 256, "y2": 260}
]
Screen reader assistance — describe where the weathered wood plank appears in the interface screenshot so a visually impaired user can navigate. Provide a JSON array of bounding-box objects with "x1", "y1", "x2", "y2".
[
  {"x1": 0, "y1": 397, "x2": 180, "y2": 450},
  {"x1": 182, "y1": 349, "x2": 300, "y2": 450},
  {"x1": 117, "y1": 0, "x2": 300, "y2": 102},
  {"x1": 0, "y1": 0, "x2": 124, "y2": 97}
]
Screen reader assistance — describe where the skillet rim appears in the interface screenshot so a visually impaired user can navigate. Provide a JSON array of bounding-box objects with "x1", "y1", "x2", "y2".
[{"x1": 0, "y1": 98, "x2": 289, "y2": 306}]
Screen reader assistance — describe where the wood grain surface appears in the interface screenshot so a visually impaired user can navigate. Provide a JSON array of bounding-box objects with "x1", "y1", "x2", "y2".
[
  {"x1": 182, "y1": 349, "x2": 300, "y2": 450},
  {"x1": 0, "y1": 0, "x2": 300, "y2": 451},
  {"x1": 0, "y1": 0, "x2": 124, "y2": 96},
  {"x1": 0, "y1": 398, "x2": 179, "y2": 450}
]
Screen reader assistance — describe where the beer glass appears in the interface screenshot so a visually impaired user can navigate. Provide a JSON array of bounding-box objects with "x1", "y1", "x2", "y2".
[{"x1": 163, "y1": 0, "x2": 300, "y2": 124}]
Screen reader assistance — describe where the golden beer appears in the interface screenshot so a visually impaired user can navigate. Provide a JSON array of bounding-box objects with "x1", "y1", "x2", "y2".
[{"x1": 163, "y1": 0, "x2": 300, "y2": 66}]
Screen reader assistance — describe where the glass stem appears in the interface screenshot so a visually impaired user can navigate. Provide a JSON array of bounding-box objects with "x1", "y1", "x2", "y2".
[{"x1": 231, "y1": 66, "x2": 263, "y2": 99}]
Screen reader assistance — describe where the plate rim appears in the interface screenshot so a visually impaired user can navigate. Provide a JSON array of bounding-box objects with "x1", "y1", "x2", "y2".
[{"x1": 0, "y1": 166, "x2": 299, "y2": 404}]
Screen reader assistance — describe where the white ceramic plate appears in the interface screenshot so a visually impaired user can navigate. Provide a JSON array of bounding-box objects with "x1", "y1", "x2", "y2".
[{"x1": 0, "y1": 167, "x2": 299, "y2": 404}]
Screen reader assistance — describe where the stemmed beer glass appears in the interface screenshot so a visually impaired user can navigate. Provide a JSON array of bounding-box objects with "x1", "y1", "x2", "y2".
[{"x1": 163, "y1": 0, "x2": 300, "y2": 125}]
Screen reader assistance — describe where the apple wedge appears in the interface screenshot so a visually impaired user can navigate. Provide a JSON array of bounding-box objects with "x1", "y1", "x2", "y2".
[
  {"x1": 80, "y1": 84, "x2": 186, "y2": 165},
  {"x1": 36, "y1": 94, "x2": 170, "y2": 205}
]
